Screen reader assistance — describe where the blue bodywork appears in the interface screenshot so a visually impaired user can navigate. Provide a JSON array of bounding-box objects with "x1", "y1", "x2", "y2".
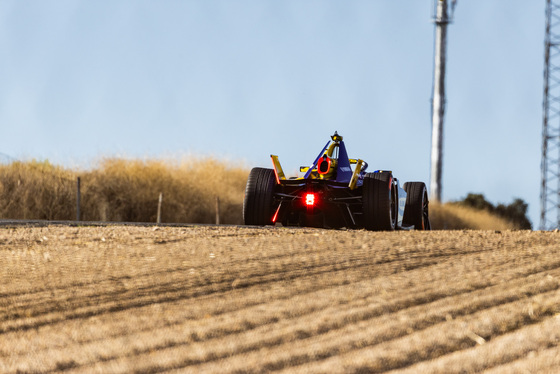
[{"x1": 303, "y1": 139, "x2": 366, "y2": 185}]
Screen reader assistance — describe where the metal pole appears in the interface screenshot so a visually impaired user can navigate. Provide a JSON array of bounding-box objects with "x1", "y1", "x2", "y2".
[
  {"x1": 540, "y1": 0, "x2": 560, "y2": 230},
  {"x1": 541, "y1": 0, "x2": 551, "y2": 229},
  {"x1": 76, "y1": 177, "x2": 81, "y2": 221},
  {"x1": 430, "y1": 0, "x2": 450, "y2": 203}
]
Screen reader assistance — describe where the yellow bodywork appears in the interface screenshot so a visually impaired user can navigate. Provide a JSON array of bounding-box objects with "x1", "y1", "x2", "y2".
[
  {"x1": 348, "y1": 159, "x2": 364, "y2": 190},
  {"x1": 270, "y1": 155, "x2": 286, "y2": 182},
  {"x1": 275, "y1": 143, "x2": 364, "y2": 189}
]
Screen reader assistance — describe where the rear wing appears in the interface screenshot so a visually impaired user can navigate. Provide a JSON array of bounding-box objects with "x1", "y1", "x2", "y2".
[{"x1": 271, "y1": 153, "x2": 365, "y2": 190}]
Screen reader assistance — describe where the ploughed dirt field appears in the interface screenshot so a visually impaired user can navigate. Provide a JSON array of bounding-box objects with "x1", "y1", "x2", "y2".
[{"x1": 1, "y1": 225, "x2": 560, "y2": 373}]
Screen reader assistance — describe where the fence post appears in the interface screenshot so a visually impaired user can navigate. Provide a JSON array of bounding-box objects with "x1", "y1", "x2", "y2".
[
  {"x1": 157, "y1": 192, "x2": 163, "y2": 224},
  {"x1": 216, "y1": 196, "x2": 220, "y2": 225},
  {"x1": 76, "y1": 177, "x2": 81, "y2": 221}
]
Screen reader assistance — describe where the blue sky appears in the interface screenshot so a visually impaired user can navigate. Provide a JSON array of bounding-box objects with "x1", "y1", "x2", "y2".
[{"x1": 0, "y1": 1, "x2": 545, "y2": 226}]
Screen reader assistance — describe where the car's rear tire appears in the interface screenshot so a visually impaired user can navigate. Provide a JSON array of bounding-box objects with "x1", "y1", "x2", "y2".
[
  {"x1": 363, "y1": 172, "x2": 396, "y2": 231},
  {"x1": 402, "y1": 182, "x2": 431, "y2": 230},
  {"x1": 243, "y1": 167, "x2": 276, "y2": 225}
]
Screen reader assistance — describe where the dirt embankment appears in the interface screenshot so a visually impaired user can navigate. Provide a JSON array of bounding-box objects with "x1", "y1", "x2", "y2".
[{"x1": 1, "y1": 226, "x2": 560, "y2": 373}]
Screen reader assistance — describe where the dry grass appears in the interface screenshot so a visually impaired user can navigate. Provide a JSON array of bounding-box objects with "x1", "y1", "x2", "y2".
[
  {"x1": 0, "y1": 157, "x2": 248, "y2": 224},
  {"x1": 0, "y1": 160, "x2": 76, "y2": 220},
  {"x1": 430, "y1": 202, "x2": 518, "y2": 230},
  {"x1": 0, "y1": 158, "x2": 520, "y2": 229},
  {"x1": 1, "y1": 226, "x2": 559, "y2": 373},
  {"x1": 81, "y1": 157, "x2": 248, "y2": 223}
]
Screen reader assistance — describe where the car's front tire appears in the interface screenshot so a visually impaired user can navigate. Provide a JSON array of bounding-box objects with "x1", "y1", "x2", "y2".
[{"x1": 243, "y1": 167, "x2": 276, "y2": 225}]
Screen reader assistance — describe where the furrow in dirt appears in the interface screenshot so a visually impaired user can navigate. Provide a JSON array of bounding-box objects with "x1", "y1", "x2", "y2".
[
  {"x1": 151, "y1": 273, "x2": 560, "y2": 374},
  {"x1": 36, "y1": 268, "x2": 560, "y2": 374},
  {"x1": 483, "y1": 344, "x2": 560, "y2": 374},
  {"x1": 278, "y1": 289, "x2": 560, "y2": 374},
  {"x1": 0, "y1": 227, "x2": 526, "y2": 299},
  {"x1": 0, "y1": 243, "x2": 452, "y2": 334},
  {"x1": 0, "y1": 258, "x2": 437, "y2": 337},
  {"x1": 0, "y1": 231, "x2": 324, "y2": 300},
  {"x1": 5, "y1": 236, "x2": 558, "y2": 328},
  {"x1": 2, "y1": 227, "x2": 559, "y2": 374},
  {"x1": 392, "y1": 315, "x2": 560, "y2": 374},
  {"x1": 0, "y1": 233, "x2": 452, "y2": 302}
]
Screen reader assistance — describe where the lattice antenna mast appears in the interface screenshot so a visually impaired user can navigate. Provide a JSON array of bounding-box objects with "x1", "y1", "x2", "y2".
[
  {"x1": 430, "y1": 0, "x2": 456, "y2": 203},
  {"x1": 541, "y1": 0, "x2": 560, "y2": 230}
]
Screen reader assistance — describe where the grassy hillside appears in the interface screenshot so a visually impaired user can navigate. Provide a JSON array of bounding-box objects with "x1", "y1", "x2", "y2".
[
  {"x1": 429, "y1": 203, "x2": 517, "y2": 231},
  {"x1": 0, "y1": 158, "x2": 248, "y2": 224},
  {"x1": 0, "y1": 159, "x2": 523, "y2": 229}
]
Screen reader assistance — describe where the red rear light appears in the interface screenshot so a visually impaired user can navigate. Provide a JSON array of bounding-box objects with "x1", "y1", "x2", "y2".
[
  {"x1": 305, "y1": 193, "x2": 315, "y2": 206},
  {"x1": 272, "y1": 205, "x2": 281, "y2": 223}
]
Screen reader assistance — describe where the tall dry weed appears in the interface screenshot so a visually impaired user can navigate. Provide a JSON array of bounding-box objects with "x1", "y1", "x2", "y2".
[
  {"x1": 0, "y1": 157, "x2": 249, "y2": 224},
  {"x1": 0, "y1": 160, "x2": 76, "y2": 220},
  {"x1": 430, "y1": 202, "x2": 518, "y2": 230}
]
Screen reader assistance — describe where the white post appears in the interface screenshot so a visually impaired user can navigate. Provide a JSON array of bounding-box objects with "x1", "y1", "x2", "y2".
[{"x1": 430, "y1": 0, "x2": 450, "y2": 203}]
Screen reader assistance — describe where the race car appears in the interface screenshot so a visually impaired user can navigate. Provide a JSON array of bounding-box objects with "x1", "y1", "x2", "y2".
[{"x1": 243, "y1": 132, "x2": 431, "y2": 231}]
